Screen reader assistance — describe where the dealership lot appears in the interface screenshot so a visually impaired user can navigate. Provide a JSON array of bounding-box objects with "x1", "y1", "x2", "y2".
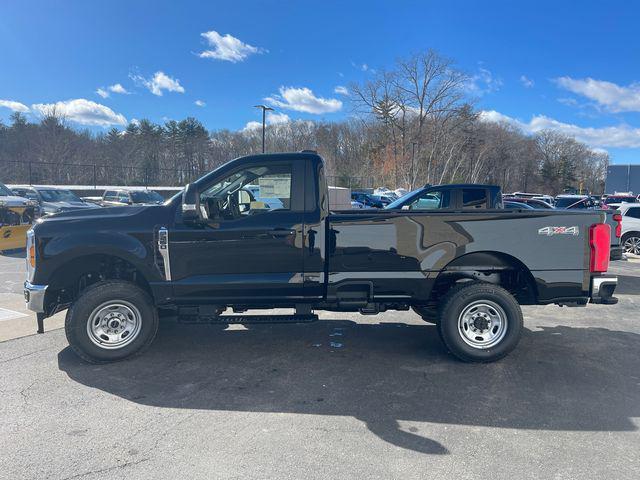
[{"x1": 1, "y1": 253, "x2": 639, "y2": 480}]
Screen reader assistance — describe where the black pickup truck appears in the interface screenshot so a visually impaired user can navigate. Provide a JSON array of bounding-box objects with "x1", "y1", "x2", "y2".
[{"x1": 25, "y1": 152, "x2": 617, "y2": 363}]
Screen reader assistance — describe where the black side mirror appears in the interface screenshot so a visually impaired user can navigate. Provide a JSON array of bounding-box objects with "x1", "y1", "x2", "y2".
[{"x1": 182, "y1": 183, "x2": 202, "y2": 224}]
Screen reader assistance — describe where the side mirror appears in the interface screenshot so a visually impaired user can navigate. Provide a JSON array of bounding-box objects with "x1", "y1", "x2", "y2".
[{"x1": 182, "y1": 183, "x2": 202, "y2": 224}]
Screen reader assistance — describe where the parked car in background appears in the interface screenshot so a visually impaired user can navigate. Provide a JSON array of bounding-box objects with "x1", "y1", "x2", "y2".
[
  {"x1": 0, "y1": 182, "x2": 37, "y2": 251},
  {"x1": 602, "y1": 194, "x2": 637, "y2": 207},
  {"x1": 553, "y1": 194, "x2": 622, "y2": 260},
  {"x1": 351, "y1": 191, "x2": 385, "y2": 208},
  {"x1": 101, "y1": 189, "x2": 165, "y2": 207},
  {"x1": 554, "y1": 195, "x2": 597, "y2": 210},
  {"x1": 504, "y1": 197, "x2": 554, "y2": 209},
  {"x1": 351, "y1": 200, "x2": 366, "y2": 209},
  {"x1": 386, "y1": 184, "x2": 503, "y2": 210},
  {"x1": 12, "y1": 186, "x2": 98, "y2": 215},
  {"x1": 618, "y1": 203, "x2": 640, "y2": 255},
  {"x1": 394, "y1": 188, "x2": 408, "y2": 198},
  {"x1": 504, "y1": 201, "x2": 535, "y2": 210},
  {"x1": 512, "y1": 192, "x2": 555, "y2": 205},
  {"x1": 374, "y1": 187, "x2": 398, "y2": 201},
  {"x1": 374, "y1": 194, "x2": 395, "y2": 206}
]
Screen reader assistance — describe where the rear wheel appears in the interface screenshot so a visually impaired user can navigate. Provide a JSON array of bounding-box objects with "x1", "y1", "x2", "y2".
[
  {"x1": 65, "y1": 280, "x2": 159, "y2": 363},
  {"x1": 622, "y1": 233, "x2": 640, "y2": 255},
  {"x1": 437, "y1": 282, "x2": 522, "y2": 362}
]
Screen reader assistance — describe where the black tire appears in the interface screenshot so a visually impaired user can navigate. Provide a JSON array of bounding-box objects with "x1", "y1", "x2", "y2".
[
  {"x1": 65, "y1": 280, "x2": 159, "y2": 363},
  {"x1": 437, "y1": 282, "x2": 522, "y2": 363},
  {"x1": 412, "y1": 306, "x2": 438, "y2": 324}
]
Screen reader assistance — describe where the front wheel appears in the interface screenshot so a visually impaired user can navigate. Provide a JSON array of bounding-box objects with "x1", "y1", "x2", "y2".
[
  {"x1": 65, "y1": 280, "x2": 159, "y2": 363},
  {"x1": 437, "y1": 282, "x2": 523, "y2": 362}
]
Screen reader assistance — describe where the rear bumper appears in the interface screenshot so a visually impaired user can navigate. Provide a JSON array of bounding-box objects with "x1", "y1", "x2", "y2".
[
  {"x1": 610, "y1": 246, "x2": 623, "y2": 261},
  {"x1": 590, "y1": 276, "x2": 618, "y2": 305},
  {"x1": 24, "y1": 281, "x2": 48, "y2": 313}
]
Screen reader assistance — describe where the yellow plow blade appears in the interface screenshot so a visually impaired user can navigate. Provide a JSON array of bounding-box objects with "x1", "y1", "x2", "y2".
[{"x1": 0, "y1": 224, "x2": 30, "y2": 251}]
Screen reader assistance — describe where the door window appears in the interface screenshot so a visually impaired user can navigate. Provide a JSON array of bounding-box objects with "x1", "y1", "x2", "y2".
[
  {"x1": 462, "y1": 189, "x2": 488, "y2": 209},
  {"x1": 199, "y1": 164, "x2": 292, "y2": 221},
  {"x1": 625, "y1": 207, "x2": 640, "y2": 219}
]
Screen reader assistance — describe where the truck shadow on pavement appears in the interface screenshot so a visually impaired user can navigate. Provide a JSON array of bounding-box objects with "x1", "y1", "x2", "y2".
[
  {"x1": 614, "y1": 275, "x2": 640, "y2": 295},
  {"x1": 58, "y1": 321, "x2": 640, "y2": 456}
]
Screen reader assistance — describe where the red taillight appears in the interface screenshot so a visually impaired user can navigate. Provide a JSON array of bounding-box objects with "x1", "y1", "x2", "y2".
[
  {"x1": 613, "y1": 213, "x2": 622, "y2": 238},
  {"x1": 589, "y1": 224, "x2": 610, "y2": 273}
]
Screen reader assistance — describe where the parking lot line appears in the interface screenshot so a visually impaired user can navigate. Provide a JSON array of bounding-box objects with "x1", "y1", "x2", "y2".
[{"x1": 0, "y1": 307, "x2": 28, "y2": 321}]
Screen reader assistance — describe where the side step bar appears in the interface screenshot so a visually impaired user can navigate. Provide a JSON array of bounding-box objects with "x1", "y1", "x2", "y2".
[{"x1": 179, "y1": 314, "x2": 318, "y2": 324}]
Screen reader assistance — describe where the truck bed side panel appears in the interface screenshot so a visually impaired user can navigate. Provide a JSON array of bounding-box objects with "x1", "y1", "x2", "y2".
[{"x1": 326, "y1": 210, "x2": 603, "y2": 303}]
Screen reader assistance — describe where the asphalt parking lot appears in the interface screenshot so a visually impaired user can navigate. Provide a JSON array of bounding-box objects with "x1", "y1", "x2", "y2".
[{"x1": 1, "y1": 253, "x2": 639, "y2": 480}]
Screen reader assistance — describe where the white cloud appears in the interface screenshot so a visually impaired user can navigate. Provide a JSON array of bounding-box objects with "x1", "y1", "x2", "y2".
[
  {"x1": 265, "y1": 86, "x2": 342, "y2": 114},
  {"x1": 131, "y1": 71, "x2": 185, "y2": 96},
  {"x1": 0, "y1": 99, "x2": 30, "y2": 112},
  {"x1": 198, "y1": 30, "x2": 265, "y2": 63},
  {"x1": 108, "y1": 83, "x2": 129, "y2": 94},
  {"x1": 334, "y1": 85, "x2": 349, "y2": 95},
  {"x1": 97, "y1": 83, "x2": 130, "y2": 98},
  {"x1": 554, "y1": 76, "x2": 640, "y2": 112},
  {"x1": 31, "y1": 99, "x2": 127, "y2": 127},
  {"x1": 194, "y1": 99, "x2": 206, "y2": 107},
  {"x1": 243, "y1": 111, "x2": 291, "y2": 131},
  {"x1": 520, "y1": 75, "x2": 534, "y2": 88},
  {"x1": 466, "y1": 67, "x2": 503, "y2": 95},
  {"x1": 479, "y1": 110, "x2": 640, "y2": 148}
]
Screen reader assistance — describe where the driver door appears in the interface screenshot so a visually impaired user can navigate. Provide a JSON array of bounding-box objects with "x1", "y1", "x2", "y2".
[{"x1": 169, "y1": 161, "x2": 305, "y2": 303}]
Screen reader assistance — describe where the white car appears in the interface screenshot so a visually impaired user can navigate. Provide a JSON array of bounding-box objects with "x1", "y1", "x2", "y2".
[{"x1": 618, "y1": 203, "x2": 640, "y2": 255}]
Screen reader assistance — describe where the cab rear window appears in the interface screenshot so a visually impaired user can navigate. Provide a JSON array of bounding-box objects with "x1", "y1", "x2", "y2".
[{"x1": 462, "y1": 189, "x2": 488, "y2": 209}]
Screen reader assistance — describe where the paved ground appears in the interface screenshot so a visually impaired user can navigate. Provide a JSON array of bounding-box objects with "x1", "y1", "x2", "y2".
[{"x1": 1, "y1": 252, "x2": 639, "y2": 480}]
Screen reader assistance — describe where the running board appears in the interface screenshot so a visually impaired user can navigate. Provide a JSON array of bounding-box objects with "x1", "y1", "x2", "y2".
[
  {"x1": 179, "y1": 313, "x2": 318, "y2": 324},
  {"x1": 218, "y1": 314, "x2": 318, "y2": 324}
]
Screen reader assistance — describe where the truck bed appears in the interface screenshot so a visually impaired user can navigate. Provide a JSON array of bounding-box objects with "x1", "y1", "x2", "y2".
[{"x1": 325, "y1": 208, "x2": 604, "y2": 305}]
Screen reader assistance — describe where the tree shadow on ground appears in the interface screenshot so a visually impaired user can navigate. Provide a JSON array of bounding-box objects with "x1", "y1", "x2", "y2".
[{"x1": 58, "y1": 321, "x2": 640, "y2": 455}]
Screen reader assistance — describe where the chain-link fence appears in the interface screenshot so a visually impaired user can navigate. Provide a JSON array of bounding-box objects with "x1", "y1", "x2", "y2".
[
  {"x1": 3, "y1": 161, "x2": 384, "y2": 190},
  {"x1": 2, "y1": 161, "x2": 208, "y2": 187}
]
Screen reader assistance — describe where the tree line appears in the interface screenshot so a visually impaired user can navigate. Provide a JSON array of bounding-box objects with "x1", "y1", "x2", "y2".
[{"x1": 0, "y1": 50, "x2": 608, "y2": 194}]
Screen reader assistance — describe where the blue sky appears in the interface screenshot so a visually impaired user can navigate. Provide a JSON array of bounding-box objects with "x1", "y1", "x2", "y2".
[{"x1": 1, "y1": 0, "x2": 639, "y2": 163}]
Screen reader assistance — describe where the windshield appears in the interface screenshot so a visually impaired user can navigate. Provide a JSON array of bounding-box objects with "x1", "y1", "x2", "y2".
[
  {"x1": 0, "y1": 183, "x2": 14, "y2": 196},
  {"x1": 38, "y1": 189, "x2": 82, "y2": 202},
  {"x1": 130, "y1": 190, "x2": 164, "y2": 203}
]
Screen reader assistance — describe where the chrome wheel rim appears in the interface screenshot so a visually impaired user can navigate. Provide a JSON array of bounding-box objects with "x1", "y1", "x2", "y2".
[
  {"x1": 86, "y1": 300, "x2": 142, "y2": 350},
  {"x1": 457, "y1": 300, "x2": 508, "y2": 349},
  {"x1": 623, "y1": 236, "x2": 640, "y2": 255}
]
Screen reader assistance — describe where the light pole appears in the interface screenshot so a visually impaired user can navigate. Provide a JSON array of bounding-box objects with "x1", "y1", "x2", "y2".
[{"x1": 254, "y1": 105, "x2": 274, "y2": 153}]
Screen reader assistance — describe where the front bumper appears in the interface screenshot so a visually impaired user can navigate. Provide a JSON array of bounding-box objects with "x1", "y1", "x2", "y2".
[
  {"x1": 590, "y1": 276, "x2": 618, "y2": 305},
  {"x1": 24, "y1": 281, "x2": 48, "y2": 313}
]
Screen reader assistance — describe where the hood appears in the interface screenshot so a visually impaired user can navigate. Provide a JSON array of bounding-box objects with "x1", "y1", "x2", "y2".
[
  {"x1": 42, "y1": 200, "x2": 98, "y2": 212},
  {"x1": 0, "y1": 195, "x2": 32, "y2": 208},
  {"x1": 41, "y1": 204, "x2": 149, "y2": 221}
]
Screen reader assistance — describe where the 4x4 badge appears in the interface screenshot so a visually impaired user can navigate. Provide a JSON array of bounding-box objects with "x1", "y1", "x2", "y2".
[{"x1": 538, "y1": 226, "x2": 579, "y2": 236}]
